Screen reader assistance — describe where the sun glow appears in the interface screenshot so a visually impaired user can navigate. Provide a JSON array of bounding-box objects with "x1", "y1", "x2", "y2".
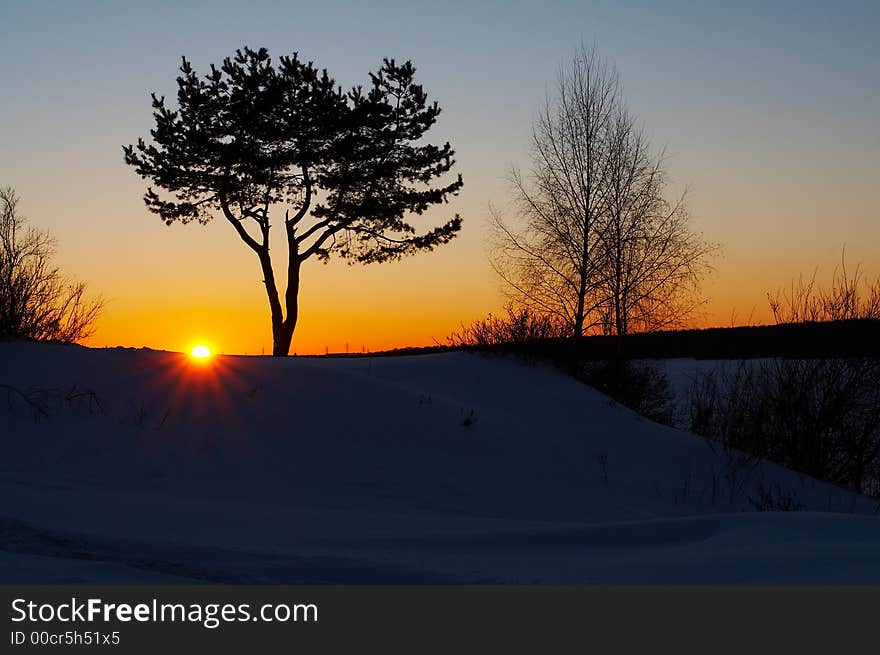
[{"x1": 191, "y1": 344, "x2": 212, "y2": 359}]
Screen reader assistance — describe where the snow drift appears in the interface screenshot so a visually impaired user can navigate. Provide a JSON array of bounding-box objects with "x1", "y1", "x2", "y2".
[{"x1": 1, "y1": 342, "x2": 879, "y2": 583}]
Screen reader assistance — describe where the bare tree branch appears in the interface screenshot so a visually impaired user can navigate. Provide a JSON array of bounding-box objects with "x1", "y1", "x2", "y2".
[{"x1": 0, "y1": 188, "x2": 104, "y2": 343}]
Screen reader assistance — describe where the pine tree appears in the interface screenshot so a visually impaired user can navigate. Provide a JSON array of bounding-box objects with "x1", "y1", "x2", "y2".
[{"x1": 124, "y1": 47, "x2": 462, "y2": 355}]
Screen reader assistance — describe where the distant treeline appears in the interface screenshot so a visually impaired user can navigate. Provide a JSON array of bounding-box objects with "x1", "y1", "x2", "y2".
[{"x1": 346, "y1": 319, "x2": 880, "y2": 361}]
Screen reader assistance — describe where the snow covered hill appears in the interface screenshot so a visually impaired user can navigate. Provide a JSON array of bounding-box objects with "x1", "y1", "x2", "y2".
[{"x1": 2, "y1": 342, "x2": 879, "y2": 583}]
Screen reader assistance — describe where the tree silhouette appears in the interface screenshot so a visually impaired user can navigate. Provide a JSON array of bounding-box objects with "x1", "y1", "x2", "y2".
[
  {"x1": 593, "y1": 108, "x2": 716, "y2": 335},
  {"x1": 124, "y1": 47, "x2": 462, "y2": 355},
  {"x1": 491, "y1": 44, "x2": 714, "y2": 337},
  {"x1": 0, "y1": 188, "x2": 103, "y2": 343},
  {"x1": 491, "y1": 44, "x2": 619, "y2": 337}
]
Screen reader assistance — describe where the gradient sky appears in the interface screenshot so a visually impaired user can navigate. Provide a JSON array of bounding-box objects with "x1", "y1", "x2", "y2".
[{"x1": 1, "y1": 0, "x2": 878, "y2": 354}]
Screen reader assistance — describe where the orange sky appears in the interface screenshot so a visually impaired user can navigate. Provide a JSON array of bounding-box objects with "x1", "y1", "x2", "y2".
[
  {"x1": 79, "y1": 188, "x2": 879, "y2": 356},
  {"x1": 17, "y1": 104, "x2": 880, "y2": 356},
  {"x1": 74, "y1": 139, "x2": 879, "y2": 356},
  {"x1": 2, "y1": 3, "x2": 877, "y2": 356}
]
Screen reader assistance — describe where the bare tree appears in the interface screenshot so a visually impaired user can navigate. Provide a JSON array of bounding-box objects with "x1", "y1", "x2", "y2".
[
  {"x1": 0, "y1": 188, "x2": 103, "y2": 343},
  {"x1": 491, "y1": 44, "x2": 619, "y2": 336},
  {"x1": 491, "y1": 44, "x2": 715, "y2": 336},
  {"x1": 594, "y1": 108, "x2": 716, "y2": 335}
]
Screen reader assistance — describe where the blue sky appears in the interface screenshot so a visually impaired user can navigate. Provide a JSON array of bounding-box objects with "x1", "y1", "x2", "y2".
[{"x1": 1, "y1": 0, "x2": 878, "y2": 351}]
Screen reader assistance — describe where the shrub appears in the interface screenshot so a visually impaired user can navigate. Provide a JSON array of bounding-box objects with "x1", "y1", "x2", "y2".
[
  {"x1": 687, "y1": 358, "x2": 880, "y2": 496},
  {"x1": 446, "y1": 303, "x2": 567, "y2": 346},
  {"x1": 577, "y1": 359, "x2": 675, "y2": 426},
  {"x1": 768, "y1": 251, "x2": 880, "y2": 324}
]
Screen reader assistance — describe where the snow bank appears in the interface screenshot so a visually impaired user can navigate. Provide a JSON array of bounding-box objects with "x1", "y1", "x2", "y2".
[{"x1": 1, "y1": 342, "x2": 877, "y2": 582}]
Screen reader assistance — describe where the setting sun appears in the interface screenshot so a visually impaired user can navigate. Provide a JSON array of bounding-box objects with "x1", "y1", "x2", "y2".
[{"x1": 191, "y1": 344, "x2": 212, "y2": 359}]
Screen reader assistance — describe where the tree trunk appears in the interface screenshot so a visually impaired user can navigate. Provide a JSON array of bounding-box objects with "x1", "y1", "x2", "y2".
[
  {"x1": 574, "y1": 292, "x2": 585, "y2": 337},
  {"x1": 574, "y1": 241, "x2": 589, "y2": 336},
  {"x1": 271, "y1": 255, "x2": 301, "y2": 357},
  {"x1": 254, "y1": 247, "x2": 301, "y2": 357},
  {"x1": 272, "y1": 320, "x2": 295, "y2": 356}
]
